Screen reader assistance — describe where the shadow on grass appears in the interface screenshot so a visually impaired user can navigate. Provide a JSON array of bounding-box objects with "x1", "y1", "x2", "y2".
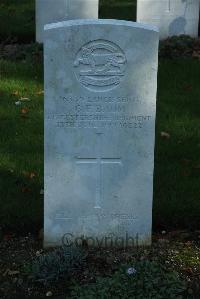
[
  {"x1": 0, "y1": 59, "x2": 43, "y2": 232},
  {"x1": 153, "y1": 59, "x2": 200, "y2": 230},
  {"x1": 0, "y1": 59, "x2": 43, "y2": 83},
  {"x1": 0, "y1": 168, "x2": 43, "y2": 233}
]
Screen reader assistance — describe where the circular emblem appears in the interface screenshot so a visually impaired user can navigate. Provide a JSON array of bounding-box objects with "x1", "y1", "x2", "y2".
[{"x1": 74, "y1": 39, "x2": 127, "y2": 92}]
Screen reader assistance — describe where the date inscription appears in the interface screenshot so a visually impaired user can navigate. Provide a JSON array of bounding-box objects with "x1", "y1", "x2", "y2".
[{"x1": 46, "y1": 95, "x2": 153, "y2": 129}]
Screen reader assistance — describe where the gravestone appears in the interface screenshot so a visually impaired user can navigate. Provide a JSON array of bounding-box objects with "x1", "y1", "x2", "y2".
[
  {"x1": 44, "y1": 19, "x2": 159, "y2": 247},
  {"x1": 137, "y1": 0, "x2": 200, "y2": 39},
  {"x1": 36, "y1": 0, "x2": 99, "y2": 43}
]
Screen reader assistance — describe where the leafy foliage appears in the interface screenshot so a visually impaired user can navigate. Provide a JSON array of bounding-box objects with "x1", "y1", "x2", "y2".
[
  {"x1": 0, "y1": 0, "x2": 35, "y2": 42},
  {"x1": 159, "y1": 36, "x2": 200, "y2": 59},
  {"x1": 0, "y1": 43, "x2": 43, "y2": 62},
  {"x1": 70, "y1": 260, "x2": 186, "y2": 299},
  {"x1": 31, "y1": 246, "x2": 86, "y2": 284}
]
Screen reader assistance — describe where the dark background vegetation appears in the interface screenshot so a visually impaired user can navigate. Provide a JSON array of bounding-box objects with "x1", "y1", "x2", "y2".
[{"x1": 0, "y1": 0, "x2": 137, "y2": 42}]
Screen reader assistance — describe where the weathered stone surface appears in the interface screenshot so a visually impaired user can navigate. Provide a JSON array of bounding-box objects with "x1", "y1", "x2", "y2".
[
  {"x1": 36, "y1": 0, "x2": 99, "y2": 43},
  {"x1": 44, "y1": 20, "x2": 159, "y2": 247},
  {"x1": 137, "y1": 0, "x2": 200, "y2": 39}
]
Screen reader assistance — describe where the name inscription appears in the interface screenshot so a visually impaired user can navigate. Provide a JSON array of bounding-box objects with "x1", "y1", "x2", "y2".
[{"x1": 46, "y1": 95, "x2": 153, "y2": 129}]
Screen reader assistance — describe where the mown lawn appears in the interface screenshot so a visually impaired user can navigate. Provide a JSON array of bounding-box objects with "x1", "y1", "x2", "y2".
[
  {"x1": 0, "y1": 55, "x2": 200, "y2": 231},
  {"x1": 154, "y1": 59, "x2": 200, "y2": 230},
  {"x1": 0, "y1": 58, "x2": 43, "y2": 232}
]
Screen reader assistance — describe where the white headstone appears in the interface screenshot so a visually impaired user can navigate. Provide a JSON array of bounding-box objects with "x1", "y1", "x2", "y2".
[
  {"x1": 44, "y1": 19, "x2": 159, "y2": 247},
  {"x1": 36, "y1": 0, "x2": 99, "y2": 43},
  {"x1": 137, "y1": 0, "x2": 200, "y2": 39}
]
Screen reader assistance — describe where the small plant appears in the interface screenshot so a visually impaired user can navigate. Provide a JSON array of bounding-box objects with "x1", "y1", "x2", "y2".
[
  {"x1": 31, "y1": 246, "x2": 86, "y2": 284},
  {"x1": 70, "y1": 260, "x2": 186, "y2": 298}
]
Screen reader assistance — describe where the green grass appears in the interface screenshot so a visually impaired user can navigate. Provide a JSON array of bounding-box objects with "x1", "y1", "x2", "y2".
[
  {"x1": 0, "y1": 0, "x2": 137, "y2": 42},
  {"x1": 0, "y1": 56, "x2": 200, "y2": 231},
  {"x1": 154, "y1": 59, "x2": 200, "y2": 230},
  {"x1": 0, "y1": 59, "x2": 43, "y2": 231}
]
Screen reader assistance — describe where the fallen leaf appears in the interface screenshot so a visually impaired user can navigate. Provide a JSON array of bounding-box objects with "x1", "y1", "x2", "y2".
[
  {"x1": 11, "y1": 91, "x2": 19, "y2": 96},
  {"x1": 46, "y1": 291, "x2": 53, "y2": 297},
  {"x1": 36, "y1": 90, "x2": 44, "y2": 95},
  {"x1": 23, "y1": 171, "x2": 37, "y2": 179},
  {"x1": 184, "y1": 268, "x2": 194, "y2": 275},
  {"x1": 29, "y1": 172, "x2": 36, "y2": 179},
  {"x1": 21, "y1": 108, "x2": 29, "y2": 114},
  {"x1": 161, "y1": 131, "x2": 170, "y2": 139},
  {"x1": 21, "y1": 187, "x2": 31, "y2": 193}
]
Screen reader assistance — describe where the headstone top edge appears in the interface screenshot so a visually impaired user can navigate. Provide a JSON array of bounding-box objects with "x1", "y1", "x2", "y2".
[{"x1": 44, "y1": 19, "x2": 159, "y2": 33}]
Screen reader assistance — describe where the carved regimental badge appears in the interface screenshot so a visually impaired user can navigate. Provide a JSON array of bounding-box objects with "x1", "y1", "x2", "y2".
[{"x1": 74, "y1": 40, "x2": 127, "y2": 92}]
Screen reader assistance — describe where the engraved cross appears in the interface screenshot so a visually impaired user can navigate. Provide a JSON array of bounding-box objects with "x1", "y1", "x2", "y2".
[{"x1": 76, "y1": 133, "x2": 122, "y2": 209}]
